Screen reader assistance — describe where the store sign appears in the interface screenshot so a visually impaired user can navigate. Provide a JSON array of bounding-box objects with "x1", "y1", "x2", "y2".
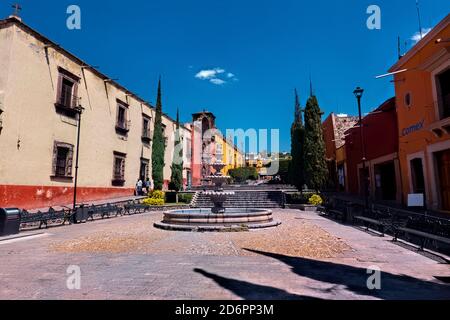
[
  {"x1": 402, "y1": 119, "x2": 425, "y2": 137},
  {"x1": 408, "y1": 194, "x2": 424, "y2": 207}
]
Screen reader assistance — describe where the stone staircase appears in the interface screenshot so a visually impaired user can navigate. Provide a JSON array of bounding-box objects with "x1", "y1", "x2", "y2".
[{"x1": 192, "y1": 190, "x2": 285, "y2": 208}]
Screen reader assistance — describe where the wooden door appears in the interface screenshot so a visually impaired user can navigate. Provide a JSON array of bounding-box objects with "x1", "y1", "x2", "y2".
[{"x1": 437, "y1": 149, "x2": 450, "y2": 211}]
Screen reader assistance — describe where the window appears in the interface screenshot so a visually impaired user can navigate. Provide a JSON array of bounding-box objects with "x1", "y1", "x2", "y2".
[
  {"x1": 55, "y1": 68, "x2": 79, "y2": 115},
  {"x1": 405, "y1": 92, "x2": 412, "y2": 108},
  {"x1": 142, "y1": 116, "x2": 152, "y2": 143},
  {"x1": 115, "y1": 100, "x2": 129, "y2": 134},
  {"x1": 112, "y1": 152, "x2": 126, "y2": 186},
  {"x1": 186, "y1": 138, "x2": 192, "y2": 160},
  {"x1": 52, "y1": 142, "x2": 74, "y2": 178},
  {"x1": 161, "y1": 125, "x2": 168, "y2": 147},
  {"x1": 140, "y1": 158, "x2": 150, "y2": 181},
  {"x1": 0, "y1": 109, "x2": 3, "y2": 134},
  {"x1": 437, "y1": 68, "x2": 450, "y2": 119}
]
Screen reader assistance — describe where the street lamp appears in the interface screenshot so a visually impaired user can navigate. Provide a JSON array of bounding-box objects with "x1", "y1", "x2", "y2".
[
  {"x1": 435, "y1": 38, "x2": 450, "y2": 44},
  {"x1": 72, "y1": 105, "x2": 85, "y2": 223},
  {"x1": 353, "y1": 87, "x2": 369, "y2": 210}
]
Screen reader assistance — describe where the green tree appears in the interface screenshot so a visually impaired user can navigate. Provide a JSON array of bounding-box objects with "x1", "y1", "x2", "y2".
[
  {"x1": 303, "y1": 95, "x2": 328, "y2": 191},
  {"x1": 229, "y1": 167, "x2": 258, "y2": 183},
  {"x1": 152, "y1": 78, "x2": 166, "y2": 190},
  {"x1": 169, "y1": 108, "x2": 184, "y2": 191},
  {"x1": 288, "y1": 89, "x2": 305, "y2": 190}
]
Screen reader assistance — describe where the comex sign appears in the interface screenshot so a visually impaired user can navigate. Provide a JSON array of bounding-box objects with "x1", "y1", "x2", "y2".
[{"x1": 402, "y1": 119, "x2": 425, "y2": 137}]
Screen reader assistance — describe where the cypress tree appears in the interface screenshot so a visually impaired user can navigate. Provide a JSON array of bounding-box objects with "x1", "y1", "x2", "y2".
[
  {"x1": 152, "y1": 78, "x2": 166, "y2": 190},
  {"x1": 289, "y1": 89, "x2": 305, "y2": 190},
  {"x1": 303, "y1": 95, "x2": 328, "y2": 191},
  {"x1": 169, "y1": 108, "x2": 184, "y2": 191}
]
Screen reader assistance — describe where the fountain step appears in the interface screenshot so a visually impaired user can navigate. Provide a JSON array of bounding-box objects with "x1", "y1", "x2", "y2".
[
  {"x1": 154, "y1": 208, "x2": 281, "y2": 232},
  {"x1": 154, "y1": 220, "x2": 281, "y2": 232}
]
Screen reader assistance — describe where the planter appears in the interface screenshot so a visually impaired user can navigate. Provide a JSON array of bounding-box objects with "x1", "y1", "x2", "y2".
[
  {"x1": 299, "y1": 204, "x2": 318, "y2": 212},
  {"x1": 285, "y1": 204, "x2": 318, "y2": 212}
]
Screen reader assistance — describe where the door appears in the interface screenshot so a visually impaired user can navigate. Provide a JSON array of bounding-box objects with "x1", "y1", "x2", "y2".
[
  {"x1": 436, "y1": 149, "x2": 450, "y2": 211},
  {"x1": 140, "y1": 161, "x2": 149, "y2": 182},
  {"x1": 375, "y1": 161, "x2": 397, "y2": 201}
]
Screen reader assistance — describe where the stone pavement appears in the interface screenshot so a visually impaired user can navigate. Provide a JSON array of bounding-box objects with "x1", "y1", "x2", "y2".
[{"x1": 0, "y1": 209, "x2": 449, "y2": 300}]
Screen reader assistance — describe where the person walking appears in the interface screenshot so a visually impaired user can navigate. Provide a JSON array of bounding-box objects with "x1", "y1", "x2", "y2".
[
  {"x1": 145, "y1": 178, "x2": 152, "y2": 195},
  {"x1": 137, "y1": 179, "x2": 143, "y2": 196}
]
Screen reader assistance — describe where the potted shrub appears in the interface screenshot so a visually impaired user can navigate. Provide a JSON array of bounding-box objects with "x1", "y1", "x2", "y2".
[{"x1": 298, "y1": 194, "x2": 323, "y2": 212}]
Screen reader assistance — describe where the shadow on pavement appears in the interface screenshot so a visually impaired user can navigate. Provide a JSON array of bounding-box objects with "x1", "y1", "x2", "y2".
[
  {"x1": 243, "y1": 248, "x2": 450, "y2": 300},
  {"x1": 193, "y1": 268, "x2": 321, "y2": 300}
]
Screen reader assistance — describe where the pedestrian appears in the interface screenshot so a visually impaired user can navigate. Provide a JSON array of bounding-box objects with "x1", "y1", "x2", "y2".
[
  {"x1": 145, "y1": 178, "x2": 152, "y2": 195},
  {"x1": 137, "y1": 179, "x2": 143, "y2": 196}
]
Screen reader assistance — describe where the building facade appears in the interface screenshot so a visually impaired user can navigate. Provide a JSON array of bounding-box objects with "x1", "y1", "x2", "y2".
[
  {"x1": 322, "y1": 113, "x2": 358, "y2": 190},
  {"x1": 0, "y1": 16, "x2": 191, "y2": 209},
  {"x1": 344, "y1": 98, "x2": 401, "y2": 204},
  {"x1": 190, "y1": 111, "x2": 244, "y2": 186},
  {"x1": 389, "y1": 14, "x2": 450, "y2": 211}
]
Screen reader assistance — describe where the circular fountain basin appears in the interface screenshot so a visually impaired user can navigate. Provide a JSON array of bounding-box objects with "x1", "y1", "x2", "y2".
[{"x1": 154, "y1": 208, "x2": 281, "y2": 232}]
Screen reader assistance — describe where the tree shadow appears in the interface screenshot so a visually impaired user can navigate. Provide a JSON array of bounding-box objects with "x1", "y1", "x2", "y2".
[
  {"x1": 243, "y1": 249, "x2": 450, "y2": 300},
  {"x1": 193, "y1": 268, "x2": 321, "y2": 300}
]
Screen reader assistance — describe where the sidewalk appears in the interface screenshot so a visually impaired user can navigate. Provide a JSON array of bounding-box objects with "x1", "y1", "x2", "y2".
[{"x1": 28, "y1": 196, "x2": 146, "y2": 213}]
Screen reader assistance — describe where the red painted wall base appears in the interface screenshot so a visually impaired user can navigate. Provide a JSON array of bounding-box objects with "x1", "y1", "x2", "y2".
[{"x1": 0, "y1": 185, "x2": 134, "y2": 210}]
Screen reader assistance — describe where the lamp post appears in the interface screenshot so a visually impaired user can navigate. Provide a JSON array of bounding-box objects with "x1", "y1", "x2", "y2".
[
  {"x1": 435, "y1": 38, "x2": 450, "y2": 44},
  {"x1": 353, "y1": 87, "x2": 369, "y2": 210},
  {"x1": 72, "y1": 105, "x2": 85, "y2": 223}
]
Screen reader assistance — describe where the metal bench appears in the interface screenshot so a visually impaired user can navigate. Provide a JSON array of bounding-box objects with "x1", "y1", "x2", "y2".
[
  {"x1": 329, "y1": 209, "x2": 345, "y2": 221},
  {"x1": 354, "y1": 216, "x2": 389, "y2": 236},
  {"x1": 394, "y1": 227, "x2": 450, "y2": 251},
  {"x1": 124, "y1": 201, "x2": 148, "y2": 215},
  {"x1": 21, "y1": 208, "x2": 70, "y2": 229},
  {"x1": 325, "y1": 198, "x2": 349, "y2": 222},
  {"x1": 86, "y1": 204, "x2": 121, "y2": 221}
]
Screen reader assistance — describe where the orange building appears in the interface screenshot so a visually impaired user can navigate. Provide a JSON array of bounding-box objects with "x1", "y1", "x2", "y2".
[{"x1": 388, "y1": 14, "x2": 450, "y2": 212}]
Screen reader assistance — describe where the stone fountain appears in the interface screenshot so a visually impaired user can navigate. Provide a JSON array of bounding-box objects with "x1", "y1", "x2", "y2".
[
  {"x1": 154, "y1": 157, "x2": 281, "y2": 232},
  {"x1": 203, "y1": 160, "x2": 235, "y2": 214}
]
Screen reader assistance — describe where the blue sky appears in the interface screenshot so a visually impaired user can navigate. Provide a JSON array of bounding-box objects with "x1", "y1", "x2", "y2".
[{"x1": 2, "y1": 1, "x2": 449, "y2": 152}]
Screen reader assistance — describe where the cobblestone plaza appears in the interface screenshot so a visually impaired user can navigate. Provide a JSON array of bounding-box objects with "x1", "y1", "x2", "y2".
[{"x1": 1, "y1": 210, "x2": 449, "y2": 300}]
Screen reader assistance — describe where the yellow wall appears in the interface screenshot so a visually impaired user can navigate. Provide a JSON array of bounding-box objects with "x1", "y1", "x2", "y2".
[{"x1": 0, "y1": 20, "x2": 190, "y2": 191}]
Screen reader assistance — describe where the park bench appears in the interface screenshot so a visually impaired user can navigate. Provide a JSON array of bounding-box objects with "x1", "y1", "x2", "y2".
[
  {"x1": 354, "y1": 216, "x2": 389, "y2": 236},
  {"x1": 353, "y1": 204, "x2": 398, "y2": 236},
  {"x1": 21, "y1": 208, "x2": 70, "y2": 229},
  {"x1": 329, "y1": 208, "x2": 345, "y2": 221},
  {"x1": 394, "y1": 227, "x2": 450, "y2": 251},
  {"x1": 100, "y1": 203, "x2": 121, "y2": 219},
  {"x1": 124, "y1": 201, "x2": 148, "y2": 215},
  {"x1": 87, "y1": 204, "x2": 121, "y2": 221},
  {"x1": 325, "y1": 198, "x2": 349, "y2": 222}
]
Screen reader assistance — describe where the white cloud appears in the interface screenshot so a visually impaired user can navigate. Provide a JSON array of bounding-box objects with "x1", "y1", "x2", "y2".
[
  {"x1": 411, "y1": 28, "x2": 432, "y2": 43},
  {"x1": 194, "y1": 67, "x2": 236, "y2": 85},
  {"x1": 210, "y1": 78, "x2": 226, "y2": 85},
  {"x1": 195, "y1": 68, "x2": 225, "y2": 80}
]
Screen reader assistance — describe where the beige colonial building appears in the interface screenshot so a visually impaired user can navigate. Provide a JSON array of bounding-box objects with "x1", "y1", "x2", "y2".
[{"x1": 0, "y1": 16, "x2": 191, "y2": 209}]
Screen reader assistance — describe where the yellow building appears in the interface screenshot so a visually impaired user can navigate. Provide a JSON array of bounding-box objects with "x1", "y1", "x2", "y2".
[
  {"x1": 214, "y1": 135, "x2": 244, "y2": 175},
  {"x1": 0, "y1": 16, "x2": 191, "y2": 209}
]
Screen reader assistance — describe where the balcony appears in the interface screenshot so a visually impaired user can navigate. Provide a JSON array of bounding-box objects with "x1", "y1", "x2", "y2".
[
  {"x1": 429, "y1": 117, "x2": 450, "y2": 138},
  {"x1": 54, "y1": 94, "x2": 81, "y2": 117},
  {"x1": 115, "y1": 120, "x2": 131, "y2": 135},
  {"x1": 142, "y1": 128, "x2": 153, "y2": 144}
]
